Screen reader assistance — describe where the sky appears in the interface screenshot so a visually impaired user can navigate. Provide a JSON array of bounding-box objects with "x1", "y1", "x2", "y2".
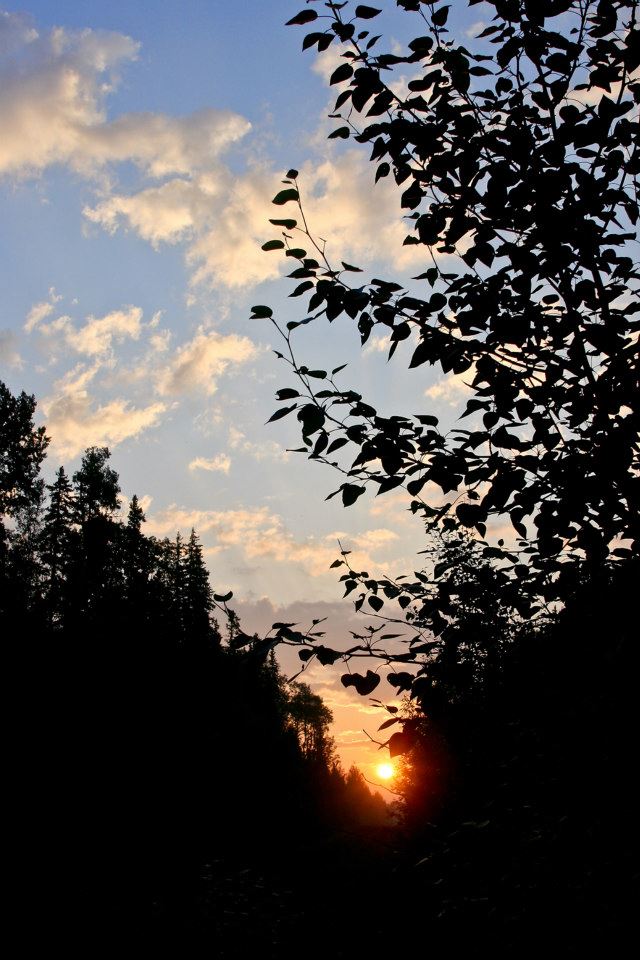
[{"x1": 0, "y1": 0, "x2": 490, "y2": 788}]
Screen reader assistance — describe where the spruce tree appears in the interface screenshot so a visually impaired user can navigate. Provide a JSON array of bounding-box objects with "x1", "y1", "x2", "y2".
[{"x1": 40, "y1": 466, "x2": 76, "y2": 628}]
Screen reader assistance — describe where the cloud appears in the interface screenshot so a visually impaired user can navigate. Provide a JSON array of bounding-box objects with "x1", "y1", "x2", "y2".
[
  {"x1": 311, "y1": 46, "x2": 345, "y2": 86},
  {"x1": 424, "y1": 365, "x2": 476, "y2": 406},
  {"x1": 42, "y1": 391, "x2": 166, "y2": 459},
  {"x1": 156, "y1": 328, "x2": 259, "y2": 396},
  {"x1": 0, "y1": 328, "x2": 21, "y2": 366},
  {"x1": 464, "y1": 20, "x2": 487, "y2": 38},
  {"x1": 228, "y1": 425, "x2": 287, "y2": 462},
  {"x1": 188, "y1": 454, "x2": 231, "y2": 474},
  {"x1": 40, "y1": 353, "x2": 166, "y2": 459},
  {"x1": 0, "y1": 14, "x2": 249, "y2": 180},
  {"x1": 84, "y1": 175, "x2": 220, "y2": 247},
  {"x1": 298, "y1": 150, "x2": 426, "y2": 271},
  {"x1": 67, "y1": 306, "x2": 143, "y2": 356},
  {"x1": 145, "y1": 503, "x2": 400, "y2": 580},
  {"x1": 24, "y1": 287, "x2": 62, "y2": 332},
  {"x1": 4, "y1": 10, "x2": 432, "y2": 302},
  {"x1": 363, "y1": 334, "x2": 391, "y2": 356}
]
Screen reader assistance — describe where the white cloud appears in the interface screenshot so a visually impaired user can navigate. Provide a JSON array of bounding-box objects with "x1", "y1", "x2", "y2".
[
  {"x1": 363, "y1": 334, "x2": 390, "y2": 356},
  {"x1": 311, "y1": 46, "x2": 345, "y2": 86},
  {"x1": 297, "y1": 150, "x2": 426, "y2": 271},
  {"x1": 424, "y1": 365, "x2": 476, "y2": 406},
  {"x1": 464, "y1": 20, "x2": 487, "y2": 38},
  {"x1": 156, "y1": 328, "x2": 259, "y2": 396},
  {"x1": 188, "y1": 454, "x2": 231, "y2": 474},
  {"x1": 4, "y1": 10, "x2": 433, "y2": 302},
  {"x1": 39, "y1": 350, "x2": 166, "y2": 459},
  {"x1": 0, "y1": 15, "x2": 249, "y2": 180},
  {"x1": 145, "y1": 503, "x2": 400, "y2": 580},
  {"x1": 68, "y1": 306, "x2": 143, "y2": 356},
  {"x1": 25, "y1": 300, "x2": 54, "y2": 332},
  {"x1": 84, "y1": 176, "x2": 216, "y2": 247},
  {"x1": 42, "y1": 391, "x2": 166, "y2": 459},
  {"x1": 228, "y1": 425, "x2": 287, "y2": 462},
  {"x1": 24, "y1": 287, "x2": 62, "y2": 332}
]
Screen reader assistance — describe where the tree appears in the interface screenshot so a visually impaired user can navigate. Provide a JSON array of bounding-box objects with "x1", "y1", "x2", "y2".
[
  {"x1": 40, "y1": 467, "x2": 76, "y2": 626},
  {"x1": 251, "y1": 0, "x2": 639, "y2": 715},
  {"x1": 71, "y1": 446, "x2": 123, "y2": 621},
  {"x1": 0, "y1": 381, "x2": 49, "y2": 627},
  {"x1": 72, "y1": 446, "x2": 121, "y2": 524},
  {"x1": 287, "y1": 680, "x2": 336, "y2": 763},
  {"x1": 183, "y1": 528, "x2": 215, "y2": 643},
  {"x1": 0, "y1": 381, "x2": 49, "y2": 525}
]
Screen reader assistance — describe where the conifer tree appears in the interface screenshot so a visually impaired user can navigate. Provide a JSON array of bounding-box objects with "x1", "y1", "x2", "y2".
[
  {"x1": 123, "y1": 495, "x2": 153, "y2": 617},
  {"x1": 183, "y1": 528, "x2": 214, "y2": 643},
  {"x1": 40, "y1": 466, "x2": 76, "y2": 627}
]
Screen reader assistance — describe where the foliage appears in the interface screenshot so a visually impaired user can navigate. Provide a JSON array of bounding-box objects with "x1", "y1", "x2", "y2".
[
  {"x1": 1, "y1": 380, "x2": 391, "y2": 935},
  {"x1": 0, "y1": 381, "x2": 48, "y2": 524},
  {"x1": 251, "y1": 0, "x2": 639, "y2": 734}
]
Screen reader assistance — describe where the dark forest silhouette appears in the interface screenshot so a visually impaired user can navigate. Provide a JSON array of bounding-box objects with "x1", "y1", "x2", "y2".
[
  {"x1": 2, "y1": 380, "x2": 389, "y2": 951},
  {"x1": 3, "y1": 0, "x2": 640, "y2": 953}
]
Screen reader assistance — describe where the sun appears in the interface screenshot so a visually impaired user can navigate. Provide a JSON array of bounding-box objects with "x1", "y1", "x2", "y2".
[{"x1": 376, "y1": 762, "x2": 395, "y2": 780}]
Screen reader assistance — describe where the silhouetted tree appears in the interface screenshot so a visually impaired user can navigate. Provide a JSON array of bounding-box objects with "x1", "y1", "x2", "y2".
[
  {"x1": 0, "y1": 380, "x2": 49, "y2": 525},
  {"x1": 183, "y1": 528, "x2": 214, "y2": 643},
  {"x1": 287, "y1": 680, "x2": 335, "y2": 763},
  {"x1": 256, "y1": 0, "x2": 639, "y2": 683},
  {"x1": 40, "y1": 466, "x2": 76, "y2": 627}
]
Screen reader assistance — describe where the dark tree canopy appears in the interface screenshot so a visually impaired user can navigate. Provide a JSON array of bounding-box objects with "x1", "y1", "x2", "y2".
[
  {"x1": 0, "y1": 381, "x2": 49, "y2": 523},
  {"x1": 252, "y1": 0, "x2": 639, "y2": 705}
]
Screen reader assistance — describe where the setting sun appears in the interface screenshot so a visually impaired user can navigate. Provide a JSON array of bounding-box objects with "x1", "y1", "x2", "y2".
[{"x1": 376, "y1": 763, "x2": 395, "y2": 781}]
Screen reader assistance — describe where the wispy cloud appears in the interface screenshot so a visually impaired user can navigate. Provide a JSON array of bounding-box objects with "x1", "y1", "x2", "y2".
[
  {"x1": 156, "y1": 328, "x2": 259, "y2": 396},
  {"x1": 424, "y1": 365, "x2": 476, "y2": 406},
  {"x1": 188, "y1": 454, "x2": 231, "y2": 474},
  {"x1": 0, "y1": 13, "x2": 248, "y2": 180}
]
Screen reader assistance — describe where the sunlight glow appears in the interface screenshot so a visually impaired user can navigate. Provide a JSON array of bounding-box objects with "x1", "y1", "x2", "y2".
[{"x1": 376, "y1": 763, "x2": 395, "y2": 780}]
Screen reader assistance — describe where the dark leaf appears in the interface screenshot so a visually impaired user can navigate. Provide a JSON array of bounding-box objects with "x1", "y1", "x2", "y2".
[
  {"x1": 355, "y1": 5, "x2": 382, "y2": 18},
  {"x1": 272, "y1": 189, "x2": 299, "y2": 205},
  {"x1": 267, "y1": 404, "x2": 297, "y2": 423},
  {"x1": 286, "y1": 10, "x2": 318, "y2": 26}
]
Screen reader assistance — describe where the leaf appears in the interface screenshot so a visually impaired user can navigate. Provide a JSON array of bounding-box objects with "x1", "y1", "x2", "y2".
[
  {"x1": 378, "y1": 717, "x2": 400, "y2": 731},
  {"x1": 269, "y1": 218, "x2": 297, "y2": 229},
  {"x1": 267, "y1": 404, "x2": 297, "y2": 423},
  {"x1": 387, "y1": 671, "x2": 414, "y2": 691},
  {"x1": 272, "y1": 189, "x2": 299, "y2": 205},
  {"x1": 291, "y1": 281, "x2": 314, "y2": 297},
  {"x1": 286, "y1": 10, "x2": 318, "y2": 26},
  {"x1": 342, "y1": 483, "x2": 366, "y2": 507},
  {"x1": 316, "y1": 646, "x2": 342, "y2": 665},
  {"x1": 326, "y1": 436, "x2": 349, "y2": 455},
  {"x1": 330, "y1": 62, "x2": 354, "y2": 85},
  {"x1": 342, "y1": 670, "x2": 381, "y2": 696},
  {"x1": 250, "y1": 305, "x2": 273, "y2": 319},
  {"x1": 262, "y1": 240, "x2": 285, "y2": 251},
  {"x1": 368, "y1": 594, "x2": 384, "y2": 611},
  {"x1": 355, "y1": 5, "x2": 382, "y2": 18},
  {"x1": 214, "y1": 591, "x2": 233, "y2": 603}
]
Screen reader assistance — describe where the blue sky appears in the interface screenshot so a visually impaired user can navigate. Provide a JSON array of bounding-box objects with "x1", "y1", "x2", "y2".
[{"x1": 0, "y1": 1, "x2": 490, "y2": 780}]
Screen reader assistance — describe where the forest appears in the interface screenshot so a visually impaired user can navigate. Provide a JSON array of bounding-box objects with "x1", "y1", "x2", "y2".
[{"x1": 2, "y1": 0, "x2": 639, "y2": 955}]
